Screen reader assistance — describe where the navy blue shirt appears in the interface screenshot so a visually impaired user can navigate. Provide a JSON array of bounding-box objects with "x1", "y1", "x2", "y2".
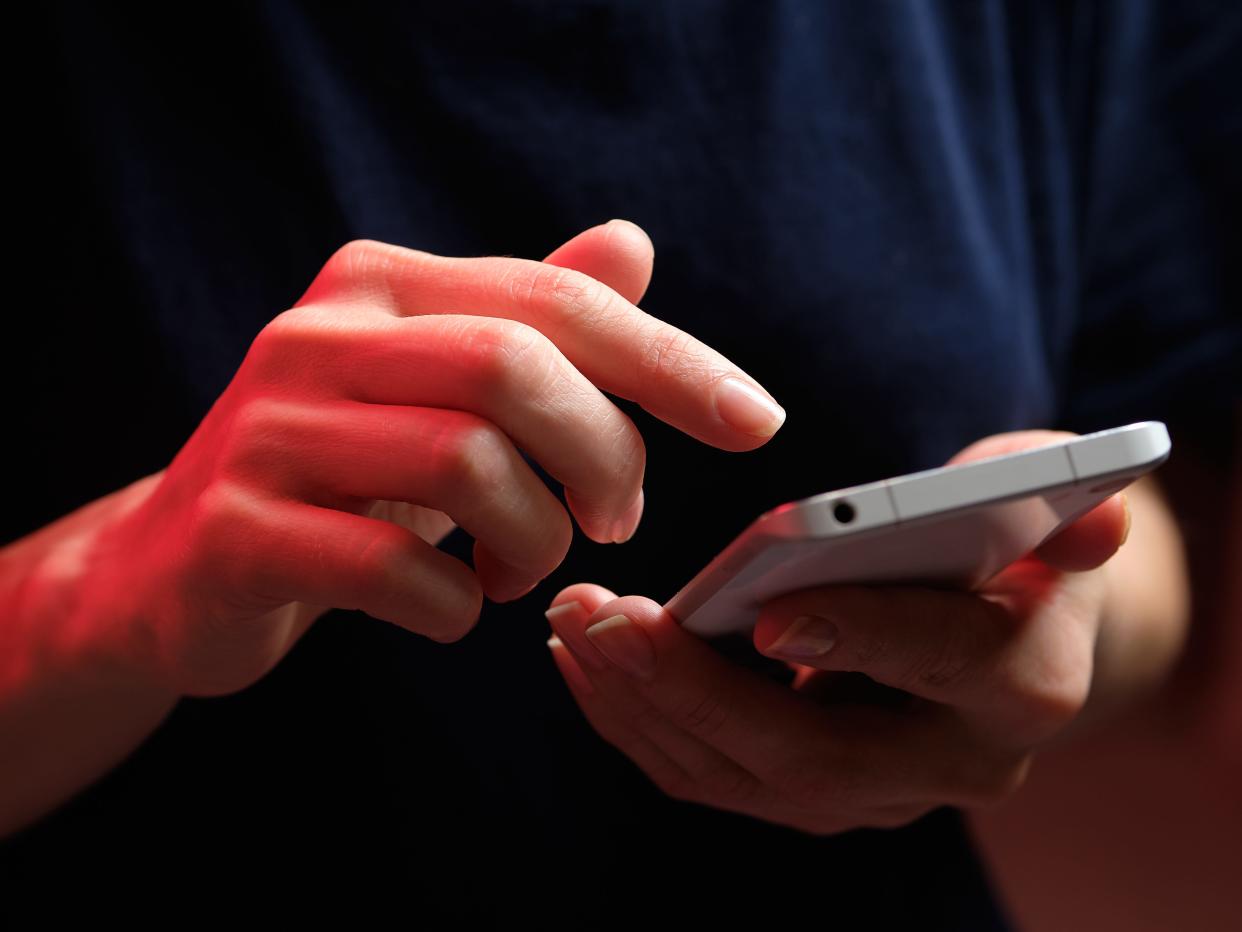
[{"x1": 7, "y1": 1, "x2": 1240, "y2": 925}]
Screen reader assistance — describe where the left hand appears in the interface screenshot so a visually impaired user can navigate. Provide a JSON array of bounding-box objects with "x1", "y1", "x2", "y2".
[{"x1": 544, "y1": 431, "x2": 1130, "y2": 833}]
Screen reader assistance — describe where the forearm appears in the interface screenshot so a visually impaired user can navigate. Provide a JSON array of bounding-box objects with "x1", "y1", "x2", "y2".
[
  {"x1": 0, "y1": 472, "x2": 180, "y2": 837},
  {"x1": 1085, "y1": 475, "x2": 1191, "y2": 722}
]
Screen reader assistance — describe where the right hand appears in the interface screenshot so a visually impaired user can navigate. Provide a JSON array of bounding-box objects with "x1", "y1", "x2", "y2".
[{"x1": 85, "y1": 221, "x2": 786, "y2": 697}]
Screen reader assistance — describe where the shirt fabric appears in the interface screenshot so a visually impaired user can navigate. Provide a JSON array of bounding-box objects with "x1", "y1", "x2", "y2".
[{"x1": 6, "y1": 1, "x2": 1240, "y2": 925}]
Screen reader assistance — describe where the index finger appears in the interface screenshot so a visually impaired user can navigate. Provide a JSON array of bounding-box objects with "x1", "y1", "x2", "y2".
[
  {"x1": 546, "y1": 593, "x2": 860, "y2": 797},
  {"x1": 545, "y1": 592, "x2": 995, "y2": 809},
  {"x1": 300, "y1": 239, "x2": 786, "y2": 451}
]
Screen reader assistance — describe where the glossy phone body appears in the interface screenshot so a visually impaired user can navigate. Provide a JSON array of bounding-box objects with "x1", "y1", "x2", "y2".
[{"x1": 667, "y1": 422, "x2": 1171, "y2": 637}]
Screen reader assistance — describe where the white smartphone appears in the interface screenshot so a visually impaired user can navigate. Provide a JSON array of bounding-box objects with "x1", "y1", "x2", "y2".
[{"x1": 667, "y1": 422, "x2": 1171, "y2": 637}]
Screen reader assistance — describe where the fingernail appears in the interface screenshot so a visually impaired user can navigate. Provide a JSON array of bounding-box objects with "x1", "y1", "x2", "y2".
[
  {"x1": 1120, "y1": 493, "x2": 1132, "y2": 547},
  {"x1": 585, "y1": 614, "x2": 656, "y2": 680},
  {"x1": 610, "y1": 488, "x2": 645, "y2": 543},
  {"x1": 714, "y1": 377, "x2": 786, "y2": 438},
  {"x1": 548, "y1": 635, "x2": 595, "y2": 696},
  {"x1": 545, "y1": 601, "x2": 584, "y2": 629},
  {"x1": 765, "y1": 615, "x2": 838, "y2": 660},
  {"x1": 545, "y1": 601, "x2": 608, "y2": 671}
]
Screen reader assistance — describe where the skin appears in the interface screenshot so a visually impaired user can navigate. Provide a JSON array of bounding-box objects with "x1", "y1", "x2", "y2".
[
  {"x1": 0, "y1": 220, "x2": 785, "y2": 835},
  {"x1": 1, "y1": 219, "x2": 1197, "y2": 845},
  {"x1": 969, "y1": 422, "x2": 1238, "y2": 932},
  {"x1": 544, "y1": 445, "x2": 1193, "y2": 834}
]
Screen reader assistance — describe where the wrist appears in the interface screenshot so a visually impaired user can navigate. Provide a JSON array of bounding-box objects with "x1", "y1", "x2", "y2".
[
  {"x1": 15, "y1": 473, "x2": 181, "y2": 703},
  {"x1": 1085, "y1": 479, "x2": 1191, "y2": 721}
]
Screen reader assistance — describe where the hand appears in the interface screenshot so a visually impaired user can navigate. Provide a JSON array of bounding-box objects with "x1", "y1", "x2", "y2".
[
  {"x1": 544, "y1": 431, "x2": 1129, "y2": 833},
  {"x1": 83, "y1": 221, "x2": 786, "y2": 697}
]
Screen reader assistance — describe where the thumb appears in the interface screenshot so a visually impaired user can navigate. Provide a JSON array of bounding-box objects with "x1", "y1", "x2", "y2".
[
  {"x1": 543, "y1": 218, "x2": 655, "y2": 306},
  {"x1": 948, "y1": 429, "x2": 1129, "y2": 572},
  {"x1": 1033, "y1": 492, "x2": 1129, "y2": 572}
]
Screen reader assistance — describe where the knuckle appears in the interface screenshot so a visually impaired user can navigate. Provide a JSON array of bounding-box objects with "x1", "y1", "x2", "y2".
[
  {"x1": 246, "y1": 308, "x2": 333, "y2": 378},
  {"x1": 186, "y1": 481, "x2": 262, "y2": 586},
  {"x1": 637, "y1": 327, "x2": 697, "y2": 383},
  {"x1": 670, "y1": 689, "x2": 731, "y2": 742},
  {"x1": 649, "y1": 766, "x2": 699, "y2": 805},
  {"x1": 598, "y1": 415, "x2": 647, "y2": 490},
  {"x1": 769, "y1": 755, "x2": 844, "y2": 810},
  {"x1": 248, "y1": 309, "x2": 298, "y2": 362},
  {"x1": 326, "y1": 238, "x2": 393, "y2": 285},
  {"x1": 353, "y1": 522, "x2": 416, "y2": 598},
  {"x1": 189, "y1": 481, "x2": 243, "y2": 544},
  {"x1": 505, "y1": 262, "x2": 613, "y2": 324},
  {"x1": 219, "y1": 397, "x2": 291, "y2": 473},
  {"x1": 467, "y1": 319, "x2": 554, "y2": 397},
  {"x1": 357, "y1": 528, "x2": 483, "y2": 642},
  {"x1": 904, "y1": 640, "x2": 972, "y2": 693},
  {"x1": 433, "y1": 416, "x2": 513, "y2": 498},
  {"x1": 698, "y1": 763, "x2": 761, "y2": 806},
  {"x1": 230, "y1": 395, "x2": 285, "y2": 440},
  {"x1": 310, "y1": 238, "x2": 425, "y2": 311}
]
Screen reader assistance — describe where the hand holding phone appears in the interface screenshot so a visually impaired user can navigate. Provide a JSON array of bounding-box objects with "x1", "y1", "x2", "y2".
[
  {"x1": 543, "y1": 426, "x2": 1149, "y2": 836},
  {"x1": 668, "y1": 422, "x2": 1169, "y2": 636}
]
